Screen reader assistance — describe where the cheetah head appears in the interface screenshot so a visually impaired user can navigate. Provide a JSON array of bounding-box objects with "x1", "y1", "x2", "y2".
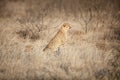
[{"x1": 61, "y1": 23, "x2": 71, "y2": 31}]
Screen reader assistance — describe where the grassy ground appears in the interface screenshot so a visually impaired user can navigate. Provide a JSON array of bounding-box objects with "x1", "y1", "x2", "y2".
[
  {"x1": 0, "y1": 18, "x2": 119, "y2": 80},
  {"x1": 0, "y1": 0, "x2": 120, "y2": 80}
]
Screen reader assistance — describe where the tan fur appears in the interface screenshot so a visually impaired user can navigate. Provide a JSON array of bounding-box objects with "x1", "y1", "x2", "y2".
[{"x1": 43, "y1": 23, "x2": 71, "y2": 52}]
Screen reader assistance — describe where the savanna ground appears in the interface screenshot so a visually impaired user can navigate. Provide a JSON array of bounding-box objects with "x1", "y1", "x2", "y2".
[{"x1": 0, "y1": 0, "x2": 120, "y2": 80}]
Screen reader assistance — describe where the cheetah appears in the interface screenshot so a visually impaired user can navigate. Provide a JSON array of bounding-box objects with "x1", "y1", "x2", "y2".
[{"x1": 43, "y1": 23, "x2": 71, "y2": 53}]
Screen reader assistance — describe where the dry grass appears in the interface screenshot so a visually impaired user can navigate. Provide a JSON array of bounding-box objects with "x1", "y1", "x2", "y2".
[
  {"x1": 0, "y1": 0, "x2": 120, "y2": 80},
  {"x1": 0, "y1": 18, "x2": 119, "y2": 80}
]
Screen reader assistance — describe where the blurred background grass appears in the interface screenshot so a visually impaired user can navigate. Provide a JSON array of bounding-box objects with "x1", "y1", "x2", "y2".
[{"x1": 0, "y1": 0, "x2": 120, "y2": 80}]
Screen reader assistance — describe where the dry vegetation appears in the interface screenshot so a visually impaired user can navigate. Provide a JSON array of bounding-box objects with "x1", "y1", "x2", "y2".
[{"x1": 0, "y1": 0, "x2": 120, "y2": 80}]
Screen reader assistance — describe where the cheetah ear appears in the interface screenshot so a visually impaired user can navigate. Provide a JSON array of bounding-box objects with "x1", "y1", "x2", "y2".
[{"x1": 63, "y1": 24, "x2": 66, "y2": 27}]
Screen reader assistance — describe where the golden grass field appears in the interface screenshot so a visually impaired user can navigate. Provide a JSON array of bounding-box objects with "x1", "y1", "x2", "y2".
[{"x1": 0, "y1": 0, "x2": 120, "y2": 80}]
